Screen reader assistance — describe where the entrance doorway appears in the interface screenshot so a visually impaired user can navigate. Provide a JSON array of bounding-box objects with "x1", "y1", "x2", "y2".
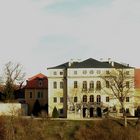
[
  {"x1": 90, "y1": 107, "x2": 94, "y2": 117},
  {"x1": 83, "y1": 108, "x2": 87, "y2": 118},
  {"x1": 97, "y1": 107, "x2": 102, "y2": 117}
]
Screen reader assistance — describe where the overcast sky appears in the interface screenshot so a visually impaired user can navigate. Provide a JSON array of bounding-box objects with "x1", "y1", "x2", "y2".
[{"x1": 0, "y1": 0, "x2": 140, "y2": 78}]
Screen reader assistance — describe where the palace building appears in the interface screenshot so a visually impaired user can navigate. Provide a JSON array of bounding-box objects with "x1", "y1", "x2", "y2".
[{"x1": 48, "y1": 58, "x2": 135, "y2": 119}]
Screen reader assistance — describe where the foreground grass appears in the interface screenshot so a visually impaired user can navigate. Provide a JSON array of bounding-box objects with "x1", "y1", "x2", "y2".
[{"x1": 0, "y1": 116, "x2": 140, "y2": 140}]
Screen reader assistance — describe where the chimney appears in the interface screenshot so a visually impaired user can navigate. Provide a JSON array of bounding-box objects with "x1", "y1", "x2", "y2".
[
  {"x1": 111, "y1": 61, "x2": 114, "y2": 67},
  {"x1": 68, "y1": 62, "x2": 72, "y2": 67},
  {"x1": 68, "y1": 59, "x2": 81, "y2": 67},
  {"x1": 68, "y1": 59, "x2": 74, "y2": 67}
]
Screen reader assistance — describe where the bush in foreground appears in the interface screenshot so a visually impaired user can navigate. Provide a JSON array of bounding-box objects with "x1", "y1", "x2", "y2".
[{"x1": 0, "y1": 116, "x2": 140, "y2": 140}]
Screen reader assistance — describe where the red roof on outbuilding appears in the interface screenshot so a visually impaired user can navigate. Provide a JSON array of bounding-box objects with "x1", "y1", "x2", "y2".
[{"x1": 25, "y1": 73, "x2": 48, "y2": 89}]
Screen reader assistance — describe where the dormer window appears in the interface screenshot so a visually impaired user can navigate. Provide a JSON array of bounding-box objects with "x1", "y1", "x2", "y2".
[{"x1": 38, "y1": 79, "x2": 43, "y2": 87}]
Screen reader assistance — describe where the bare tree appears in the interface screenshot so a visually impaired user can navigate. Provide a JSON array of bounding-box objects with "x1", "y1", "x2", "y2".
[
  {"x1": 2, "y1": 61, "x2": 25, "y2": 101},
  {"x1": 67, "y1": 83, "x2": 102, "y2": 118},
  {"x1": 102, "y1": 68, "x2": 134, "y2": 127},
  {"x1": 67, "y1": 87, "x2": 83, "y2": 118}
]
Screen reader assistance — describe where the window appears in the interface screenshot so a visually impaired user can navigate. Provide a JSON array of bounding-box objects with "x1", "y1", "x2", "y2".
[
  {"x1": 113, "y1": 106, "x2": 116, "y2": 111},
  {"x1": 74, "y1": 97, "x2": 77, "y2": 102},
  {"x1": 60, "y1": 72, "x2": 63, "y2": 75},
  {"x1": 97, "y1": 95, "x2": 101, "y2": 103},
  {"x1": 37, "y1": 92, "x2": 41, "y2": 98},
  {"x1": 74, "y1": 81, "x2": 78, "y2": 88},
  {"x1": 53, "y1": 97, "x2": 57, "y2": 103},
  {"x1": 126, "y1": 97, "x2": 129, "y2": 102},
  {"x1": 106, "y1": 81, "x2": 109, "y2": 88},
  {"x1": 126, "y1": 81, "x2": 129, "y2": 88},
  {"x1": 60, "y1": 97, "x2": 63, "y2": 103},
  {"x1": 60, "y1": 82, "x2": 63, "y2": 89},
  {"x1": 90, "y1": 70, "x2": 94, "y2": 74},
  {"x1": 29, "y1": 92, "x2": 32, "y2": 98},
  {"x1": 106, "y1": 70, "x2": 110, "y2": 74},
  {"x1": 41, "y1": 92, "x2": 43, "y2": 98},
  {"x1": 83, "y1": 70, "x2": 87, "y2": 74},
  {"x1": 53, "y1": 71, "x2": 57, "y2": 75},
  {"x1": 126, "y1": 71, "x2": 129, "y2": 75},
  {"x1": 96, "y1": 81, "x2": 101, "y2": 90},
  {"x1": 59, "y1": 108, "x2": 63, "y2": 114},
  {"x1": 126, "y1": 108, "x2": 129, "y2": 113},
  {"x1": 89, "y1": 81, "x2": 94, "y2": 90},
  {"x1": 83, "y1": 81, "x2": 87, "y2": 90},
  {"x1": 53, "y1": 82, "x2": 57, "y2": 89},
  {"x1": 120, "y1": 108, "x2": 123, "y2": 113},
  {"x1": 38, "y1": 80, "x2": 43, "y2": 87},
  {"x1": 74, "y1": 71, "x2": 77, "y2": 75},
  {"x1": 119, "y1": 97, "x2": 123, "y2": 102},
  {"x1": 97, "y1": 70, "x2": 101, "y2": 74},
  {"x1": 83, "y1": 95, "x2": 87, "y2": 102},
  {"x1": 90, "y1": 95, "x2": 94, "y2": 102},
  {"x1": 106, "y1": 97, "x2": 109, "y2": 102}
]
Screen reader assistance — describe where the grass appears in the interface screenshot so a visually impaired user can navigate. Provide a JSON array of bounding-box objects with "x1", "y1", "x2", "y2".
[{"x1": 0, "y1": 116, "x2": 140, "y2": 140}]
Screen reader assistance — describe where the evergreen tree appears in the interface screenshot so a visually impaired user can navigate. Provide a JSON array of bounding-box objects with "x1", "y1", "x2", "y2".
[
  {"x1": 52, "y1": 107, "x2": 59, "y2": 118},
  {"x1": 44, "y1": 103, "x2": 48, "y2": 114},
  {"x1": 32, "y1": 99, "x2": 41, "y2": 116}
]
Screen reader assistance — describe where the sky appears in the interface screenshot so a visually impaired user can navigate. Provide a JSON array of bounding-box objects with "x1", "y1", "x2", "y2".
[{"x1": 0, "y1": 0, "x2": 140, "y2": 78}]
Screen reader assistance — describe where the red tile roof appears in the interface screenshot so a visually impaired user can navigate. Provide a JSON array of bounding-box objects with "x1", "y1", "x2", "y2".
[
  {"x1": 25, "y1": 73, "x2": 48, "y2": 89},
  {"x1": 135, "y1": 69, "x2": 140, "y2": 88}
]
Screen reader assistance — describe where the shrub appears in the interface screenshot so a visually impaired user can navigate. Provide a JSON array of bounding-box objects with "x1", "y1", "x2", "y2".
[
  {"x1": 32, "y1": 99, "x2": 41, "y2": 116},
  {"x1": 52, "y1": 107, "x2": 59, "y2": 118}
]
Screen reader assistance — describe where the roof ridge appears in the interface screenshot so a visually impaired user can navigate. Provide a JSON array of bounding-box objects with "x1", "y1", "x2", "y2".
[{"x1": 28, "y1": 73, "x2": 47, "y2": 81}]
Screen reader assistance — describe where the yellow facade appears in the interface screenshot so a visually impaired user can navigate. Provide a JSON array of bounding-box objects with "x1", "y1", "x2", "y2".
[{"x1": 25, "y1": 89, "x2": 48, "y2": 115}]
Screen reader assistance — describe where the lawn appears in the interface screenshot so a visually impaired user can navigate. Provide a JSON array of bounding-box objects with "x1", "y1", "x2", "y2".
[{"x1": 0, "y1": 116, "x2": 140, "y2": 140}]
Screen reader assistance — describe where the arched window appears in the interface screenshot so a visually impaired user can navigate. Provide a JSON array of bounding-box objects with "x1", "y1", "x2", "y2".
[
  {"x1": 90, "y1": 95, "x2": 94, "y2": 102},
  {"x1": 83, "y1": 81, "x2": 87, "y2": 90},
  {"x1": 96, "y1": 81, "x2": 101, "y2": 90},
  {"x1": 83, "y1": 95, "x2": 87, "y2": 102},
  {"x1": 89, "y1": 81, "x2": 94, "y2": 90},
  {"x1": 97, "y1": 95, "x2": 101, "y2": 103}
]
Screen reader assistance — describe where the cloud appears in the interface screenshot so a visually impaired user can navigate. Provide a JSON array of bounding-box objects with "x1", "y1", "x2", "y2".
[
  {"x1": 0, "y1": 0, "x2": 140, "y2": 77},
  {"x1": 38, "y1": 0, "x2": 140, "y2": 67},
  {"x1": 41, "y1": 0, "x2": 112, "y2": 15}
]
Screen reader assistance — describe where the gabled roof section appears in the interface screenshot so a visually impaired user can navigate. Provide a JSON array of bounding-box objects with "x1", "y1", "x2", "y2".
[
  {"x1": 47, "y1": 62, "x2": 79, "y2": 69},
  {"x1": 28, "y1": 73, "x2": 47, "y2": 81},
  {"x1": 47, "y1": 62, "x2": 69, "y2": 69},
  {"x1": 25, "y1": 73, "x2": 48, "y2": 89},
  {"x1": 70, "y1": 58, "x2": 112, "y2": 68},
  {"x1": 48, "y1": 58, "x2": 133, "y2": 69}
]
